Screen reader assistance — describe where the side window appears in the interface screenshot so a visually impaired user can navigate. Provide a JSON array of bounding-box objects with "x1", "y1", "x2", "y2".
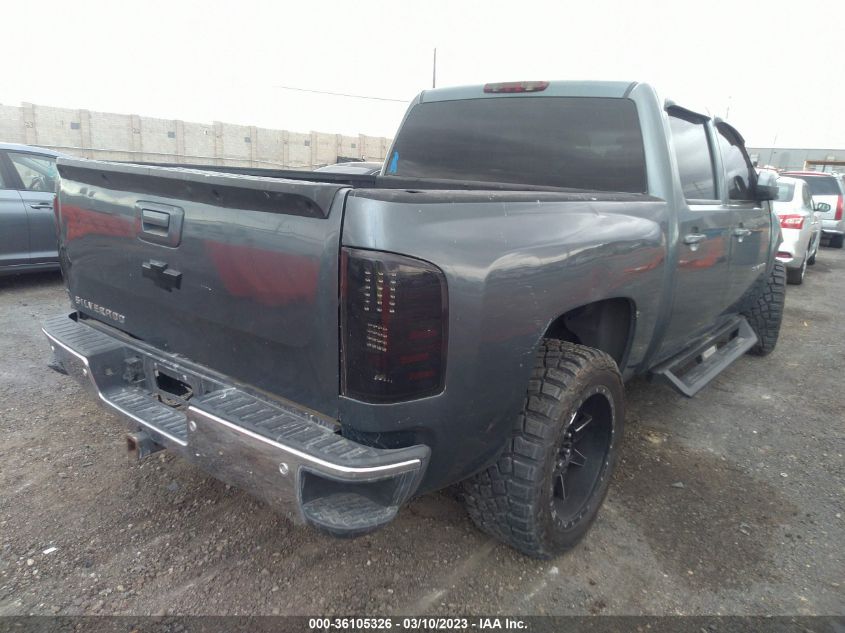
[
  {"x1": 668, "y1": 111, "x2": 717, "y2": 200},
  {"x1": 715, "y1": 123, "x2": 757, "y2": 201},
  {"x1": 8, "y1": 153, "x2": 57, "y2": 192},
  {"x1": 802, "y1": 184, "x2": 813, "y2": 209},
  {"x1": 775, "y1": 180, "x2": 795, "y2": 202}
]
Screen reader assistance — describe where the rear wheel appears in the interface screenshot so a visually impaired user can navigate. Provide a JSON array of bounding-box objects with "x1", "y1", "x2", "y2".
[
  {"x1": 462, "y1": 340, "x2": 624, "y2": 559},
  {"x1": 742, "y1": 261, "x2": 786, "y2": 356},
  {"x1": 831, "y1": 234, "x2": 844, "y2": 249}
]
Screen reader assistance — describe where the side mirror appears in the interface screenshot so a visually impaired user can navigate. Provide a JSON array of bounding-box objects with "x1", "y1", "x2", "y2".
[
  {"x1": 754, "y1": 170, "x2": 779, "y2": 202},
  {"x1": 816, "y1": 202, "x2": 831, "y2": 212}
]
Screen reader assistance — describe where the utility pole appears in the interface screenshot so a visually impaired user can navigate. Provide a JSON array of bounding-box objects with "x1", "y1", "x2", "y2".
[{"x1": 432, "y1": 48, "x2": 437, "y2": 89}]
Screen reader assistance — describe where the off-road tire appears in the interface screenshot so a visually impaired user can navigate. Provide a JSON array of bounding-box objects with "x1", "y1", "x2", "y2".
[
  {"x1": 830, "y1": 234, "x2": 844, "y2": 249},
  {"x1": 743, "y1": 260, "x2": 786, "y2": 356},
  {"x1": 462, "y1": 340, "x2": 624, "y2": 559}
]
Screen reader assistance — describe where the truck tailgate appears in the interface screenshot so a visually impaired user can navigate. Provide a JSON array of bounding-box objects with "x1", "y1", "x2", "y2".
[{"x1": 56, "y1": 159, "x2": 346, "y2": 417}]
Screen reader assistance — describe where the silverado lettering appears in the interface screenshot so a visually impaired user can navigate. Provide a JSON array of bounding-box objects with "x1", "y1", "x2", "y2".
[{"x1": 73, "y1": 296, "x2": 125, "y2": 324}]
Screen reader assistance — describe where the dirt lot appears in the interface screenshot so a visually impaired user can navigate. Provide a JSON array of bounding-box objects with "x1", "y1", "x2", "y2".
[{"x1": 0, "y1": 249, "x2": 842, "y2": 617}]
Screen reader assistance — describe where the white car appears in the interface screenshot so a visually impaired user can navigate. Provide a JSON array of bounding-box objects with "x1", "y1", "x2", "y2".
[{"x1": 774, "y1": 176, "x2": 824, "y2": 284}]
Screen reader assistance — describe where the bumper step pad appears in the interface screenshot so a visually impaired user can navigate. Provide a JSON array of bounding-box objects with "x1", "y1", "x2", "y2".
[
  {"x1": 198, "y1": 390, "x2": 381, "y2": 464},
  {"x1": 105, "y1": 387, "x2": 189, "y2": 444},
  {"x1": 301, "y1": 493, "x2": 398, "y2": 538}
]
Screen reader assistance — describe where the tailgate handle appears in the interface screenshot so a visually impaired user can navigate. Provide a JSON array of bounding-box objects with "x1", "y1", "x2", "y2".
[
  {"x1": 136, "y1": 201, "x2": 184, "y2": 247},
  {"x1": 142, "y1": 209, "x2": 170, "y2": 231}
]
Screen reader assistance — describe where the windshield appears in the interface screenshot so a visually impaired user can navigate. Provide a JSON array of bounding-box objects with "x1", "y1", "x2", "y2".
[
  {"x1": 387, "y1": 97, "x2": 647, "y2": 193},
  {"x1": 775, "y1": 181, "x2": 795, "y2": 201}
]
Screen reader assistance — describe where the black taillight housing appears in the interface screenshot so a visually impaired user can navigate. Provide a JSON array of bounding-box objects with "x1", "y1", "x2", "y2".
[{"x1": 341, "y1": 248, "x2": 447, "y2": 403}]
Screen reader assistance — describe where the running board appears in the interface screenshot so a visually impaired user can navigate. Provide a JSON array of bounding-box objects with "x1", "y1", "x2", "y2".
[{"x1": 650, "y1": 317, "x2": 758, "y2": 397}]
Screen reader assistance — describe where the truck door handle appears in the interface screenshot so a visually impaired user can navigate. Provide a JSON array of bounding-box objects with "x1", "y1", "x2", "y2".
[
  {"x1": 733, "y1": 227, "x2": 752, "y2": 243},
  {"x1": 683, "y1": 233, "x2": 706, "y2": 245},
  {"x1": 29, "y1": 202, "x2": 53, "y2": 210}
]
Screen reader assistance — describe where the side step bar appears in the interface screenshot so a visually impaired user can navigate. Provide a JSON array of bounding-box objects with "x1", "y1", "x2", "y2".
[{"x1": 650, "y1": 316, "x2": 758, "y2": 397}]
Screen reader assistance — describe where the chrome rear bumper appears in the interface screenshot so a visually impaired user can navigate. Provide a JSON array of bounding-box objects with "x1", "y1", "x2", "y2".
[{"x1": 43, "y1": 313, "x2": 429, "y2": 537}]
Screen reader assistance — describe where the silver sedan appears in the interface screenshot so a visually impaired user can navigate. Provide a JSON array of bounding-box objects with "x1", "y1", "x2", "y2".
[{"x1": 774, "y1": 176, "x2": 823, "y2": 284}]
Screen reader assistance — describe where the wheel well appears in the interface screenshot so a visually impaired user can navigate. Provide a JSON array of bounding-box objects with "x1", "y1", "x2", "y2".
[{"x1": 544, "y1": 298, "x2": 634, "y2": 367}]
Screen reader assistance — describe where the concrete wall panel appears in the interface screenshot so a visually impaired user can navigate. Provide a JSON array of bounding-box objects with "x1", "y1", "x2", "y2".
[
  {"x1": 0, "y1": 102, "x2": 393, "y2": 169},
  {"x1": 0, "y1": 105, "x2": 25, "y2": 144}
]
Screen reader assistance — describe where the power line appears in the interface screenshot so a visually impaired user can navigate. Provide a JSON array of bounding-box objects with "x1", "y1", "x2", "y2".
[{"x1": 274, "y1": 85, "x2": 409, "y2": 103}]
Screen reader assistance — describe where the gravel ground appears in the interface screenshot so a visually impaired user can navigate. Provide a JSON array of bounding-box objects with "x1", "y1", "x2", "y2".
[{"x1": 0, "y1": 249, "x2": 842, "y2": 617}]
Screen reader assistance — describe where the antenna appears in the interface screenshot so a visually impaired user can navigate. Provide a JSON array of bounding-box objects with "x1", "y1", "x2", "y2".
[{"x1": 432, "y1": 48, "x2": 437, "y2": 89}]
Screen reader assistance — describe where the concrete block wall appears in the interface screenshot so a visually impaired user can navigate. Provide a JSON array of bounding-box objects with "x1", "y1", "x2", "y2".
[
  {"x1": 183, "y1": 121, "x2": 215, "y2": 163},
  {"x1": 0, "y1": 105, "x2": 25, "y2": 143},
  {"x1": 0, "y1": 102, "x2": 392, "y2": 169},
  {"x1": 90, "y1": 111, "x2": 134, "y2": 161}
]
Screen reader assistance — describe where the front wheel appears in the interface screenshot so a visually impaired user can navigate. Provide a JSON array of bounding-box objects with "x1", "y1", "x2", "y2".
[
  {"x1": 462, "y1": 340, "x2": 624, "y2": 559},
  {"x1": 742, "y1": 260, "x2": 786, "y2": 356}
]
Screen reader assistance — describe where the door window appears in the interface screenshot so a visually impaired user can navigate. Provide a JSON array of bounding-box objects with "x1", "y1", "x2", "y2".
[
  {"x1": 8, "y1": 153, "x2": 57, "y2": 192},
  {"x1": 668, "y1": 111, "x2": 717, "y2": 200},
  {"x1": 715, "y1": 123, "x2": 757, "y2": 201}
]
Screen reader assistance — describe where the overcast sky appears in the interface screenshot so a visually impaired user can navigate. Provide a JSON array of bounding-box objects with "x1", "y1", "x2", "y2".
[{"x1": 2, "y1": 0, "x2": 843, "y2": 148}]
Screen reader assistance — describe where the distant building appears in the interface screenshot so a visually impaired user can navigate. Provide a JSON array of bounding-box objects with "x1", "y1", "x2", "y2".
[{"x1": 748, "y1": 147, "x2": 845, "y2": 172}]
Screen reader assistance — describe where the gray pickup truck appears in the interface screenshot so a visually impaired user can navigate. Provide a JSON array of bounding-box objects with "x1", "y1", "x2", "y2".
[{"x1": 43, "y1": 80, "x2": 785, "y2": 558}]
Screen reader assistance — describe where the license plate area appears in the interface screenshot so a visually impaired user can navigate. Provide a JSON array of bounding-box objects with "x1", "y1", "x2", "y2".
[{"x1": 148, "y1": 361, "x2": 202, "y2": 410}]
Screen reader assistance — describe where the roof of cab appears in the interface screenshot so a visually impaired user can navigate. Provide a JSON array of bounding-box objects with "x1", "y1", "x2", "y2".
[{"x1": 418, "y1": 80, "x2": 638, "y2": 103}]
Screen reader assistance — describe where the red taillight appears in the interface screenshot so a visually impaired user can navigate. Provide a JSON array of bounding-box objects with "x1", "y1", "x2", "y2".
[
  {"x1": 483, "y1": 81, "x2": 549, "y2": 94},
  {"x1": 836, "y1": 195, "x2": 843, "y2": 221},
  {"x1": 779, "y1": 214, "x2": 805, "y2": 229},
  {"x1": 341, "y1": 248, "x2": 447, "y2": 403}
]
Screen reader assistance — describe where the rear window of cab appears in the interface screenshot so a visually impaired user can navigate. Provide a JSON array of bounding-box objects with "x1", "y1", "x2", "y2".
[{"x1": 387, "y1": 97, "x2": 647, "y2": 193}]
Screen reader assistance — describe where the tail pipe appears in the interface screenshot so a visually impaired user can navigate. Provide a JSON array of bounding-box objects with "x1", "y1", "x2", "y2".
[{"x1": 126, "y1": 431, "x2": 163, "y2": 461}]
